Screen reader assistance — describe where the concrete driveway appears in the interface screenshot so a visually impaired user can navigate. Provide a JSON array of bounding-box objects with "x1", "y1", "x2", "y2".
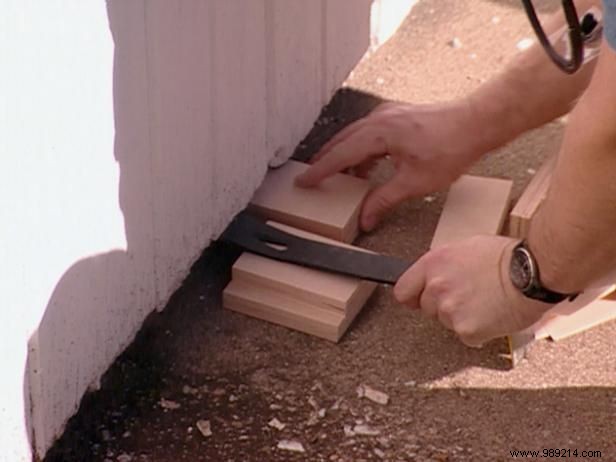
[{"x1": 45, "y1": 1, "x2": 615, "y2": 460}]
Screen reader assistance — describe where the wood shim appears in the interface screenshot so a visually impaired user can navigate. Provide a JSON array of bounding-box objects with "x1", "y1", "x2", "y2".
[
  {"x1": 508, "y1": 154, "x2": 557, "y2": 239},
  {"x1": 532, "y1": 286, "x2": 616, "y2": 341},
  {"x1": 223, "y1": 223, "x2": 377, "y2": 342},
  {"x1": 250, "y1": 160, "x2": 371, "y2": 243},
  {"x1": 430, "y1": 175, "x2": 513, "y2": 249}
]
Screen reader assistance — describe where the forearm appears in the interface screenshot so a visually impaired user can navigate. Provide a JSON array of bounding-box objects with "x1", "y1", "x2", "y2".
[
  {"x1": 528, "y1": 39, "x2": 616, "y2": 293},
  {"x1": 464, "y1": 0, "x2": 601, "y2": 156}
]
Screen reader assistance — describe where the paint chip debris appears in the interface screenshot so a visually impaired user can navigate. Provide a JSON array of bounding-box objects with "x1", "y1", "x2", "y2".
[
  {"x1": 517, "y1": 38, "x2": 534, "y2": 50},
  {"x1": 449, "y1": 37, "x2": 462, "y2": 48},
  {"x1": 331, "y1": 397, "x2": 344, "y2": 410},
  {"x1": 159, "y1": 398, "x2": 180, "y2": 410},
  {"x1": 357, "y1": 384, "x2": 389, "y2": 405},
  {"x1": 277, "y1": 440, "x2": 305, "y2": 453},
  {"x1": 182, "y1": 385, "x2": 199, "y2": 395},
  {"x1": 196, "y1": 420, "x2": 212, "y2": 438},
  {"x1": 268, "y1": 418, "x2": 286, "y2": 431},
  {"x1": 353, "y1": 424, "x2": 381, "y2": 436}
]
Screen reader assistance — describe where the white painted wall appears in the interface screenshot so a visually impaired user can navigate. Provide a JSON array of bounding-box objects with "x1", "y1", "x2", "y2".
[{"x1": 0, "y1": 1, "x2": 415, "y2": 460}]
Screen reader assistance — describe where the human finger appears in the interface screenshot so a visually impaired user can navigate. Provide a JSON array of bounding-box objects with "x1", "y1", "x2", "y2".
[
  {"x1": 295, "y1": 128, "x2": 386, "y2": 187},
  {"x1": 310, "y1": 119, "x2": 368, "y2": 164},
  {"x1": 419, "y1": 286, "x2": 439, "y2": 320},
  {"x1": 393, "y1": 257, "x2": 427, "y2": 309},
  {"x1": 360, "y1": 172, "x2": 411, "y2": 231}
]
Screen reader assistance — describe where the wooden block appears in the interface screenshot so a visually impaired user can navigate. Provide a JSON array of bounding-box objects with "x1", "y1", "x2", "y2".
[
  {"x1": 430, "y1": 175, "x2": 513, "y2": 249},
  {"x1": 224, "y1": 222, "x2": 377, "y2": 342},
  {"x1": 224, "y1": 279, "x2": 345, "y2": 342},
  {"x1": 250, "y1": 160, "x2": 371, "y2": 242},
  {"x1": 532, "y1": 286, "x2": 616, "y2": 341},
  {"x1": 508, "y1": 154, "x2": 557, "y2": 239},
  {"x1": 224, "y1": 278, "x2": 373, "y2": 342}
]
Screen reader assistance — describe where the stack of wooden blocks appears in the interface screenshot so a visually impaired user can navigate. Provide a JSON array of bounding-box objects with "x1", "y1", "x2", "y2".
[{"x1": 223, "y1": 160, "x2": 377, "y2": 342}]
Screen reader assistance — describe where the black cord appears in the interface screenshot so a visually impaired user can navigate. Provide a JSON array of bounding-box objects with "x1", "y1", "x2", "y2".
[{"x1": 521, "y1": 0, "x2": 584, "y2": 74}]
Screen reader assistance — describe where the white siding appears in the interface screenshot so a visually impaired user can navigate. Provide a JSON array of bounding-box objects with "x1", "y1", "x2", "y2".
[{"x1": 0, "y1": 1, "x2": 414, "y2": 460}]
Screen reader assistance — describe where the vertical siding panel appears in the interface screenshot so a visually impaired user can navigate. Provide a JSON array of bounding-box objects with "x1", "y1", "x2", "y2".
[
  {"x1": 323, "y1": 0, "x2": 372, "y2": 99},
  {"x1": 210, "y1": 0, "x2": 268, "y2": 228},
  {"x1": 144, "y1": 1, "x2": 216, "y2": 305},
  {"x1": 265, "y1": 0, "x2": 323, "y2": 166}
]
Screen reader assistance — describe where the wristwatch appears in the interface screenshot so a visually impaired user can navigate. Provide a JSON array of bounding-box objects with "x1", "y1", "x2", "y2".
[{"x1": 509, "y1": 240, "x2": 578, "y2": 304}]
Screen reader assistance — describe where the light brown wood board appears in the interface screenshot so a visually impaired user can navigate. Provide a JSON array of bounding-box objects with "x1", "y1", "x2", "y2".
[
  {"x1": 224, "y1": 279, "x2": 374, "y2": 343},
  {"x1": 249, "y1": 160, "x2": 372, "y2": 243},
  {"x1": 224, "y1": 279, "x2": 346, "y2": 342},
  {"x1": 508, "y1": 154, "x2": 557, "y2": 239},
  {"x1": 532, "y1": 286, "x2": 616, "y2": 341},
  {"x1": 430, "y1": 175, "x2": 513, "y2": 249},
  {"x1": 224, "y1": 222, "x2": 377, "y2": 342}
]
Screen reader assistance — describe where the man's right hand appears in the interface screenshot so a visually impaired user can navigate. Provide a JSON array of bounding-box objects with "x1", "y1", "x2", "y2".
[{"x1": 295, "y1": 101, "x2": 484, "y2": 231}]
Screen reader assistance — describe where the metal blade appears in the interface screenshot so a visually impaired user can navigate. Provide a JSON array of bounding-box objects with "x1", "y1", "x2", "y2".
[{"x1": 221, "y1": 211, "x2": 412, "y2": 284}]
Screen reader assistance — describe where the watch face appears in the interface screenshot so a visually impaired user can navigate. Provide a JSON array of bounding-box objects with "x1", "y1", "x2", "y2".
[{"x1": 510, "y1": 246, "x2": 533, "y2": 291}]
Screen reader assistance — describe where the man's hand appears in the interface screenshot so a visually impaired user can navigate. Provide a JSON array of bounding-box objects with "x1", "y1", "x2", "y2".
[
  {"x1": 295, "y1": 101, "x2": 484, "y2": 231},
  {"x1": 393, "y1": 236, "x2": 552, "y2": 347}
]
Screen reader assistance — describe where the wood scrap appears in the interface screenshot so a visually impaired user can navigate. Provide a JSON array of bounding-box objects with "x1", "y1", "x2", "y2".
[
  {"x1": 430, "y1": 174, "x2": 513, "y2": 249},
  {"x1": 532, "y1": 286, "x2": 616, "y2": 341},
  {"x1": 250, "y1": 160, "x2": 371, "y2": 243}
]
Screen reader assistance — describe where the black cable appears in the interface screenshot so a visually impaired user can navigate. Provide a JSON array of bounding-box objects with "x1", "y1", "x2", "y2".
[{"x1": 521, "y1": 0, "x2": 584, "y2": 74}]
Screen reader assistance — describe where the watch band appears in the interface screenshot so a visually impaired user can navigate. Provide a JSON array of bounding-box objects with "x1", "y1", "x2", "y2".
[{"x1": 527, "y1": 285, "x2": 571, "y2": 304}]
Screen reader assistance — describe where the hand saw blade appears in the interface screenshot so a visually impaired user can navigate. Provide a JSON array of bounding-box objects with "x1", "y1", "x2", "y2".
[{"x1": 220, "y1": 211, "x2": 412, "y2": 285}]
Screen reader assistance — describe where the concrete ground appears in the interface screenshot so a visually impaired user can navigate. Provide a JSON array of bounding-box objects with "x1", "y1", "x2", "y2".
[{"x1": 45, "y1": 1, "x2": 615, "y2": 461}]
